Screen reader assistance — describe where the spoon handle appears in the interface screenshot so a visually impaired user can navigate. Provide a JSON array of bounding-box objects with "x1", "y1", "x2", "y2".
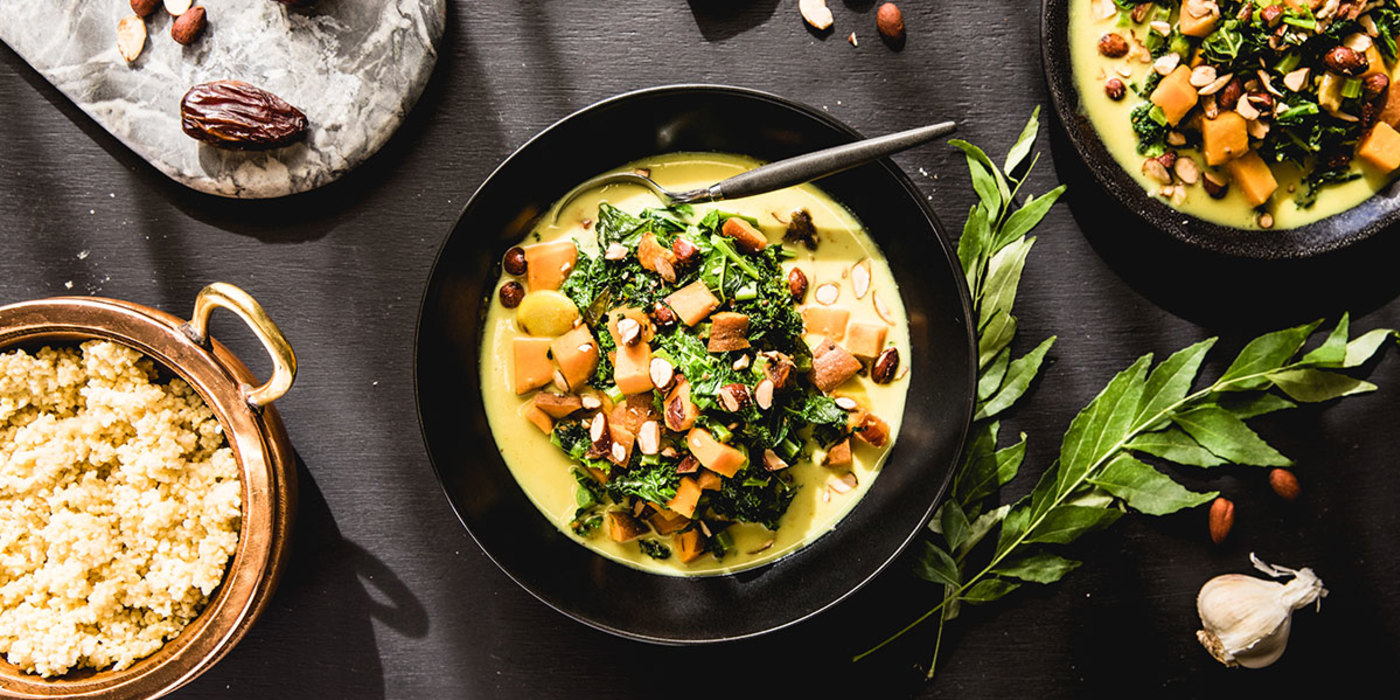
[{"x1": 706, "y1": 121, "x2": 958, "y2": 202}]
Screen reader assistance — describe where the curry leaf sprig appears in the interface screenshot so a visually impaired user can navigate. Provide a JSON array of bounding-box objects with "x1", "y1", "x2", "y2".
[{"x1": 853, "y1": 111, "x2": 1399, "y2": 678}]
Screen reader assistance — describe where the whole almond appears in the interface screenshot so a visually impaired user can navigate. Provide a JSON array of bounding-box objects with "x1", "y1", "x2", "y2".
[
  {"x1": 116, "y1": 15, "x2": 147, "y2": 63},
  {"x1": 876, "y1": 3, "x2": 905, "y2": 42},
  {"x1": 871, "y1": 347, "x2": 900, "y2": 384},
  {"x1": 1268, "y1": 469, "x2": 1301, "y2": 501},
  {"x1": 1208, "y1": 497, "x2": 1234, "y2": 544},
  {"x1": 131, "y1": 0, "x2": 161, "y2": 17},
  {"x1": 171, "y1": 5, "x2": 206, "y2": 45},
  {"x1": 787, "y1": 267, "x2": 809, "y2": 302}
]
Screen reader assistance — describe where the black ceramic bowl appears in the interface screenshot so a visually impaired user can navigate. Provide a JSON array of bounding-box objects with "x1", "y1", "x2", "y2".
[
  {"x1": 414, "y1": 85, "x2": 975, "y2": 643},
  {"x1": 1043, "y1": 0, "x2": 1400, "y2": 259}
]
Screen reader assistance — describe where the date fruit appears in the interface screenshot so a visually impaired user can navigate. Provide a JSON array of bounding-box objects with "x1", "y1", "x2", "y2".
[{"x1": 180, "y1": 81, "x2": 308, "y2": 150}]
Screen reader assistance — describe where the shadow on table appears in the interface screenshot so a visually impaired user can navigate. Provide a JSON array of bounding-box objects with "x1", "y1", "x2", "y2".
[
  {"x1": 181, "y1": 453, "x2": 427, "y2": 698},
  {"x1": 685, "y1": 0, "x2": 782, "y2": 41},
  {"x1": 1046, "y1": 113, "x2": 1400, "y2": 331}
]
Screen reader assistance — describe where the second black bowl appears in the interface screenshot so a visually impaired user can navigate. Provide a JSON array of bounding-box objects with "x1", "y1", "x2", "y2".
[{"x1": 414, "y1": 84, "x2": 975, "y2": 643}]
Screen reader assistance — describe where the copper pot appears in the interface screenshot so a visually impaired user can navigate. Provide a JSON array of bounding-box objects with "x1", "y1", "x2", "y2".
[{"x1": 0, "y1": 283, "x2": 297, "y2": 699}]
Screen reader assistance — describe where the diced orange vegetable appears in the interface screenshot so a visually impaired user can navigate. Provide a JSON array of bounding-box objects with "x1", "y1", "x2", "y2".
[
  {"x1": 649, "y1": 508, "x2": 690, "y2": 535},
  {"x1": 522, "y1": 404, "x2": 553, "y2": 434},
  {"x1": 854, "y1": 412, "x2": 891, "y2": 447},
  {"x1": 1283, "y1": 0, "x2": 1322, "y2": 12},
  {"x1": 587, "y1": 466, "x2": 609, "y2": 484},
  {"x1": 685, "y1": 428, "x2": 747, "y2": 477},
  {"x1": 533, "y1": 392, "x2": 582, "y2": 419},
  {"x1": 675, "y1": 529, "x2": 705, "y2": 563},
  {"x1": 524, "y1": 240, "x2": 577, "y2": 291},
  {"x1": 637, "y1": 232, "x2": 678, "y2": 282},
  {"x1": 610, "y1": 394, "x2": 660, "y2": 433},
  {"x1": 810, "y1": 338, "x2": 862, "y2": 393},
  {"x1": 844, "y1": 321, "x2": 888, "y2": 359},
  {"x1": 512, "y1": 337, "x2": 554, "y2": 394},
  {"x1": 824, "y1": 439, "x2": 853, "y2": 467},
  {"x1": 607, "y1": 306, "x2": 654, "y2": 395},
  {"x1": 1362, "y1": 45, "x2": 1386, "y2": 79},
  {"x1": 663, "y1": 378, "x2": 699, "y2": 432},
  {"x1": 609, "y1": 424, "x2": 636, "y2": 466},
  {"x1": 664, "y1": 281, "x2": 720, "y2": 327},
  {"x1": 1223, "y1": 151, "x2": 1279, "y2": 207},
  {"x1": 549, "y1": 324, "x2": 599, "y2": 391},
  {"x1": 1178, "y1": 5, "x2": 1219, "y2": 38},
  {"x1": 1357, "y1": 122, "x2": 1400, "y2": 172},
  {"x1": 1201, "y1": 112, "x2": 1248, "y2": 166},
  {"x1": 1149, "y1": 66, "x2": 1198, "y2": 126},
  {"x1": 695, "y1": 468, "x2": 724, "y2": 492},
  {"x1": 707, "y1": 312, "x2": 751, "y2": 352},
  {"x1": 720, "y1": 217, "x2": 769, "y2": 254},
  {"x1": 666, "y1": 476, "x2": 703, "y2": 519},
  {"x1": 802, "y1": 306, "x2": 851, "y2": 340},
  {"x1": 1380, "y1": 78, "x2": 1400, "y2": 128},
  {"x1": 605, "y1": 511, "x2": 647, "y2": 542}
]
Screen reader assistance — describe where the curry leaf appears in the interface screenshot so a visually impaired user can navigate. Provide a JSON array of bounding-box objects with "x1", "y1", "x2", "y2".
[
  {"x1": 1024, "y1": 505, "x2": 1123, "y2": 544},
  {"x1": 1053, "y1": 355, "x2": 1152, "y2": 511},
  {"x1": 978, "y1": 346, "x2": 1012, "y2": 402},
  {"x1": 1003, "y1": 106, "x2": 1041, "y2": 176},
  {"x1": 1125, "y1": 427, "x2": 1227, "y2": 467},
  {"x1": 1301, "y1": 313, "x2": 1349, "y2": 367},
  {"x1": 1090, "y1": 453, "x2": 1217, "y2": 515},
  {"x1": 939, "y1": 501, "x2": 972, "y2": 554},
  {"x1": 993, "y1": 185, "x2": 1067, "y2": 252},
  {"x1": 1215, "y1": 393, "x2": 1296, "y2": 420},
  {"x1": 1267, "y1": 368, "x2": 1377, "y2": 402},
  {"x1": 913, "y1": 542, "x2": 961, "y2": 587},
  {"x1": 976, "y1": 336, "x2": 1056, "y2": 421},
  {"x1": 959, "y1": 505, "x2": 1010, "y2": 557},
  {"x1": 1135, "y1": 338, "x2": 1216, "y2": 430},
  {"x1": 992, "y1": 551, "x2": 1081, "y2": 584},
  {"x1": 1174, "y1": 405, "x2": 1291, "y2": 466},
  {"x1": 1344, "y1": 328, "x2": 1398, "y2": 367},
  {"x1": 962, "y1": 578, "x2": 1020, "y2": 604},
  {"x1": 1217, "y1": 320, "x2": 1321, "y2": 390},
  {"x1": 949, "y1": 139, "x2": 1011, "y2": 219}
]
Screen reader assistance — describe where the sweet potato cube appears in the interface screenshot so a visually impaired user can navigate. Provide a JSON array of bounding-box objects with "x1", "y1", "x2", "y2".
[
  {"x1": 854, "y1": 412, "x2": 891, "y2": 447},
  {"x1": 824, "y1": 439, "x2": 853, "y2": 467},
  {"x1": 664, "y1": 282, "x2": 720, "y2": 327},
  {"x1": 675, "y1": 529, "x2": 705, "y2": 563},
  {"x1": 524, "y1": 240, "x2": 577, "y2": 291},
  {"x1": 637, "y1": 232, "x2": 679, "y2": 282},
  {"x1": 685, "y1": 428, "x2": 747, "y2": 478},
  {"x1": 610, "y1": 394, "x2": 660, "y2": 433},
  {"x1": 707, "y1": 312, "x2": 751, "y2": 352},
  {"x1": 649, "y1": 508, "x2": 690, "y2": 535},
  {"x1": 1380, "y1": 77, "x2": 1400, "y2": 128},
  {"x1": 663, "y1": 378, "x2": 699, "y2": 432},
  {"x1": 521, "y1": 404, "x2": 554, "y2": 434},
  {"x1": 1362, "y1": 45, "x2": 1387, "y2": 79},
  {"x1": 549, "y1": 324, "x2": 599, "y2": 391},
  {"x1": 607, "y1": 307, "x2": 654, "y2": 395},
  {"x1": 802, "y1": 306, "x2": 851, "y2": 340},
  {"x1": 608, "y1": 424, "x2": 636, "y2": 467},
  {"x1": 810, "y1": 338, "x2": 862, "y2": 393},
  {"x1": 1178, "y1": 6, "x2": 1219, "y2": 38},
  {"x1": 695, "y1": 468, "x2": 724, "y2": 492},
  {"x1": 1149, "y1": 66, "x2": 1198, "y2": 126},
  {"x1": 533, "y1": 392, "x2": 583, "y2": 419},
  {"x1": 1223, "y1": 151, "x2": 1279, "y2": 207},
  {"x1": 512, "y1": 337, "x2": 554, "y2": 394},
  {"x1": 1358, "y1": 122, "x2": 1400, "y2": 172},
  {"x1": 1201, "y1": 112, "x2": 1248, "y2": 166},
  {"x1": 721, "y1": 216, "x2": 768, "y2": 254},
  {"x1": 605, "y1": 511, "x2": 648, "y2": 543},
  {"x1": 666, "y1": 476, "x2": 703, "y2": 519},
  {"x1": 844, "y1": 321, "x2": 888, "y2": 359}
]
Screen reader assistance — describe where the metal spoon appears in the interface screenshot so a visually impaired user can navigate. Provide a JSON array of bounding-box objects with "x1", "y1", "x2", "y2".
[{"x1": 551, "y1": 120, "x2": 957, "y2": 221}]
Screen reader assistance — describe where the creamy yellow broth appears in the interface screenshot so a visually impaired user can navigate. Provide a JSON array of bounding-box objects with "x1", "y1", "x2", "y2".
[
  {"x1": 479, "y1": 153, "x2": 911, "y2": 576},
  {"x1": 1069, "y1": 0, "x2": 1394, "y2": 229}
]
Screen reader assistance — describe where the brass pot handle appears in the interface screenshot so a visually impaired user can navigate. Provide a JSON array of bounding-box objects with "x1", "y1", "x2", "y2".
[{"x1": 183, "y1": 282, "x2": 297, "y2": 408}]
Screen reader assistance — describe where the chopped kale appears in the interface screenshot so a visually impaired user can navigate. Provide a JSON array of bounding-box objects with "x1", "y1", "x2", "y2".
[
  {"x1": 1130, "y1": 102, "x2": 1169, "y2": 157},
  {"x1": 638, "y1": 539, "x2": 672, "y2": 560}
]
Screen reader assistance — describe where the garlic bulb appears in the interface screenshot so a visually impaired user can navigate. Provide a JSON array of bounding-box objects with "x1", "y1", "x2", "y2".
[{"x1": 1196, "y1": 553, "x2": 1327, "y2": 669}]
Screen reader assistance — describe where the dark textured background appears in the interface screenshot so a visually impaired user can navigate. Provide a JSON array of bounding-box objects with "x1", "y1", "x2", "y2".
[{"x1": 3, "y1": 1, "x2": 1397, "y2": 697}]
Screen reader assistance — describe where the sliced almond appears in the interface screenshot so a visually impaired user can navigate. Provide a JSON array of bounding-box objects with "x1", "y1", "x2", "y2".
[
  {"x1": 1235, "y1": 99, "x2": 1260, "y2": 121},
  {"x1": 834, "y1": 396, "x2": 859, "y2": 410},
  {"x1": 1282, "y1": 67, "x2": 1310, "y2": 93},
  {"x1": 1189, "y1": 65, "x2": 1217, "y2": 88},
  {"x1": 1153, "y1": 52, "x2": 1180, "y2": 76},
  {"x1": 828, "y1": 472, "x2": 859, "y2": 494},
  {"x1": 1197, "y1": 73, "x2": 1232, "y2": 96},
  {"x1": 552, "y1": 369, "x2": 570, "y2": 393},
  {"x1": 814, "y1": 282, "x2": 840, "y2": 306},
  {"x1": 1093, "y1": 0, "x2": 1117, "y2": 20},
  {"x1": 731, "y1": 354, "x2": 750, "y2": 371},
  {"x1": 581, "y1": 395, "x2": 602, "y2": 410},
  {"x1": 1344, "y1": 32, "x2": 1373, "y2": 53},
  {"x1": 1203, "y1": 94, "x2": 1220, "y2": 119},
  {"x1": 1142, "y1": 158, "x2": 1172, "y2": 185},
  {"x1": 1256, "y1": 70, "x2": 1283, "y2": 97},
  {"x1": 1149, "y1": 20, "x2": 1172, "y2": 35},
  {"x1": 799, "y1": 0, "x2": 834, "y2": 30},
  {"x1": 872, "y1": 290, "x2": 896, "y2": 325},
  {"x1": 610, "y1": 441, "x2": 627, "y2": 464},
  {"x1": 617, "y1": 317, "x2": 642, "y2": 346},
  {"x1": 589, "y1": 412, "x2": 608, "y2": 443},
  {"x1": 1173, "y1": 156, "x2": 1200, "y2": 185},
  {"x1": 1115, "y1": 65, "x2": 1133, "y2": 78},
  {"x1": 1361, "y1": 14, "x2": 1380, "y2": 38},
  {"x1": 649, "y1": 357, "x2": 675, "y2": 391},
  {"x1": 637, "y1": 421, "x2": 661, "y2": 456},
  {"x1": 116, "y1": 15, "x2": 146, "y2": 63},
  {"x1": 762, "y1": 449, "x2": 789, "y2": 471},
  {"x1": 755, "y1": 378, "x2": 775, "y2": 410},
  {"x1": 604, "y1": 242, "x2": 628, "y2": 260},
  {"x1": 1167, "y1": 131, "x2": 1187, "y2": 146},
  {"x1": 851, "y1": 258, "x2": 872, "y2": 300},
  {"x1": 1247, "y1": 119, "x2": 1271, "y2": 140}
]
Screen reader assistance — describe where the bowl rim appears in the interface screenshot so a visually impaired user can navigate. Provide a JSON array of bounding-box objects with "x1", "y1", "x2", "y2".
[
  {"x1": 1041, "y1": 0, "x2": 1400, "y2": 259},
  {"x1": 413, "y1": 82, "x2": 977, "y2": 643},
  {"x1": 0, "y1": 295, "x2": 293, "y2": 699}
]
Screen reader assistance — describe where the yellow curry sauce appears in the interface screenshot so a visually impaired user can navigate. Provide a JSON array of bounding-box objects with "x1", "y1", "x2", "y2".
[
  {"x1": 478, "y1": 153, "x2": 911, "y2": 576},
  {"x1": 1070, "y1": 0, "x2": 1397, "y2": 229}
]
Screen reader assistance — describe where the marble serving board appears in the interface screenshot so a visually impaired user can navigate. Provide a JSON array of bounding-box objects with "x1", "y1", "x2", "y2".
[{"x1": 0, "y1": 0, "x2": 444, "y2": 198}]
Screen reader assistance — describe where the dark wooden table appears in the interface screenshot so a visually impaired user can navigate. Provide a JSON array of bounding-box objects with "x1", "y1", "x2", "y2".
[{"x1": 3, "y1": 2, "x2": 1396, "y2": 697}]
